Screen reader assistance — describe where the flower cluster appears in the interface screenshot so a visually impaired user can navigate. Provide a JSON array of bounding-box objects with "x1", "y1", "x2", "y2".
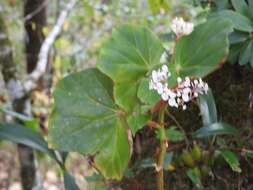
[
  {"x1": 149, "y1": 65, "x2": 209, "y2": 110},
  {"x1": 171, "y1": 17, "x2": 194, "y2": 38}
]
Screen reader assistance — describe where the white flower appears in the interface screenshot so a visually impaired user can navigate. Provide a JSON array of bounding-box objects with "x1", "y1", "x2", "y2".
[
  {"x1": 171, "y1": 17, "x2": 194, "y2": 38},
  {"x1": 149, "y1": 65, "x2": 209, "y2": 110}
]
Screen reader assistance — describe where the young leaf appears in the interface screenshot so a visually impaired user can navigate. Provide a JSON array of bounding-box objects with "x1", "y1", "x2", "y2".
[
  {"x1": 170, "y1": 18, "x2": 233, "y2": 85},
  {"x1": 212, "y1": 10, "x2": 253, "y2": 32},
  {"x1": 0, "y1": 123, "x2": 52, "y2": 155},
  {"x1": 97, "y1": 25, "x2": 164, "y2": 113},
  {"x1": 49, "y1": 68, "x2": 131, "y2": 180},
  {"x1": 186, "y1": 168, "x2": 203, "y2": 189},
  {"x1": 193, "y1": 122, "x2": 237, "y2": 138},
  {"x1": 198, "y1": 89, "x2": 217, "y2": 126},
  {"x1": 64, "y1": 172, "x2": 80, "y2": 190},
  {"x1": 219, "y1": 150, "x2": 241, "y2": 173},
  {"x1": 165, "y1": 126, "x2": 184, "y2": 142}
]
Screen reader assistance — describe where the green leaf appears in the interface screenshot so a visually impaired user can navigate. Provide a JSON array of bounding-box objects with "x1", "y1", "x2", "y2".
[
  {"x1": 64, "y1": 172, "x2": 80, "y2": 190},
  {"x1": 97, "y1": 25, "x2": 164, "y2": 113},
  {"x1": 229, "y1": 31, "x2": 248, "y2": 44},
  {"x1": 186, "y1": 168, "x2": 203, "y2": 189},
  {"x1": 249, "y1": 0, "x2": 253, "y2": 10},
  {"x1": 0, "y1": 123, "x2": 52, "y2": 155},
  {"x1": 228, "y1": 43, "x2": 245, "y2": 64},
  {"x1": 231, "y1": 0, "x2": 252, "y2": 18},
  {"x1": 127, "y1": 107, "x2": 150, "y2": 135},
  {"x1": 239, "y1": 40, "x2": 253, "y2": 65},
  {"x1": 219, "y1": 150, "x2": 241, "y2": 172},
  {"x1": 166, "y1": 126, "x2": 184, "y2": 142},
  {"x1": 193, "y1": 122, "x2": 237, "y2": 138},
  {"x1": 198, "y1": 89, "x2": 217, "y2": 126},
  {"x1": 212, "y1": 10, "x2": 253, "y2": 32},
  {"x1": 49, "y1": 68, "x2": 131, "y2": 180},
  {"x1": 137, "y1": 78, "x2": 160, "y2": 106},
  {"x1": 0, "y1": 108, "x2": 39, "y2": 131},
  {"x1": 171, "y1": 18, "x2": 233, "y2": 85}
]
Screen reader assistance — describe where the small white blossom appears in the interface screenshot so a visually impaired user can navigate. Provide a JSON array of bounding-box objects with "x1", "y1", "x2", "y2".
[
  {"x1": 171, "y1": 17, "x2": 194, "y2": 38},
  {"x1": 149, "y1": 65, "x2": 209, "y2": 110}
]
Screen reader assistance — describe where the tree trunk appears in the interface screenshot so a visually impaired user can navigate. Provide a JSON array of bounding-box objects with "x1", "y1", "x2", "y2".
[{"x1": 24, "y1": 0, "x2": 47, "y2": 73}]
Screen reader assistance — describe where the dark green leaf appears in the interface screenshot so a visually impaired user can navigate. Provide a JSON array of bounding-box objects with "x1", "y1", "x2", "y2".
[
  {"x1": 228, "y1": 43, "x2": 245, "y2": 64},
  {"x1": 49, "y1": 68, "x2": 131, "y2": 180},
  {"x1": 166, "y1": 126, "x2": 184, "y2": 142},
  {"x1": 212, "y1": 10, "x2": 253, "y2": 32},
  {"x1": 219, "y1": 150, "x2": 241, "y2": 172},
  {"x1": 64, "y1": 172, "x2": 80, "y2": 190},
  {"x1": 198, "y1": 90, "x2": 217, "y2": 126},
  {"x1": 231, "y1": 0, "x2": 252, "y2": 18},
  {"x1": 193, "y1": 122, "x2": 237, "y2": 138},
  {"x1": 239, "y1": 40, "x2": 253, "y2": 65},
  {"x1": 0, "y1": 123, "x2": 52, "y2": 155},
  {"x1": 229, "y1": 31, "x2": 249, "y2": 44},
  {"x1": 97, "y1": 25, "x2": 164, "y2": 113},
  {"x1": 170, "y1": 18, "x2": 233, "y2": 86}
]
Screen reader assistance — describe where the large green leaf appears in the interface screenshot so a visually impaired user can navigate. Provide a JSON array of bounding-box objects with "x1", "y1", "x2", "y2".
[
  {"x1": 198, "y1": 90, "x2": 217, "y2": 126},
  {"x1": 193, "y1": 122, "x2": 237, "y2": 138},
  {"x1": 212, "y1": 10, "x2": 253, "y2": 32},
  {"x1": 49, "y1": 68, "x2": 131, "y2": 179},
  {"x1": 219, "y1": 150, "x2": 241, "y2": 172},
  {"x1": 97, "y1": 25, "x2": 164, "y2": 113},
  {"x1": 0, "y1": 123, "x2": 52, "y2": 155},
  {"x1": 170, "y1": 18, "x2": 233, "y2": 85}
]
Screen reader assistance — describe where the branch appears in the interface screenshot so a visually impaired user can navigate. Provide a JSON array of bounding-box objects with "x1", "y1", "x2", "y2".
[{"x1": 24, "y1": 0, "x2": 77, "y2": 92}]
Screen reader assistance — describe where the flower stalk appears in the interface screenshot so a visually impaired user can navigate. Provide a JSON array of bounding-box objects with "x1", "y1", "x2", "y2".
[{"x1": 156, "y1": 106, "x2": 167, "y2": 190}]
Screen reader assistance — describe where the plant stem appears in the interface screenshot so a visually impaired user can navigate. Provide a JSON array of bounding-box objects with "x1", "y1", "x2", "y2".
[{"x1": 157, "y1": 106, "x2": 166, "y2": 190}]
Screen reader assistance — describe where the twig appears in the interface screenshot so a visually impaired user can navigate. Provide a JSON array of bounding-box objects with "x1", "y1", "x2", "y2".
[{"x1": 24, "y1": 0, "x2": 77, "y2": 92}]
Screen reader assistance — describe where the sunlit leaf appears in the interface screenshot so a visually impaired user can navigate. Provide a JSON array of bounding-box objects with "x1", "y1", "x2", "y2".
[
  {"x1": 97, "y1": 25, "x2": 164, "y2": 113},
  {"x1": 219, "y1": 150, "x2": 241, "y2": 173},
  {"x1": 170, "y1": 18, "x2": 233, "y2": 86},
  {"x1": 186, "y1": 168, "x2": 203, "y2": 189}
]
